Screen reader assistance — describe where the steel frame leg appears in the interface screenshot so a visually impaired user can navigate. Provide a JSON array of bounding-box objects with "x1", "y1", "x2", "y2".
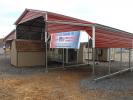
[
  {"x1": 62, "y1": 48, "x2": 65, "y2": 69},
  {"x1": 129, "y1": 49, "x2": 131, "y2": 72},
  {"x1": 108, "y1": 48, "x2": 111, "y2": 74},
  {"x1": 92, "y1": 48, "x2": 95, "y2": 75}
]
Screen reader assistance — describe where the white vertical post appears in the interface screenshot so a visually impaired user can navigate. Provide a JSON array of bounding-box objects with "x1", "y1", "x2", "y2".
[
  {"x1": 92, "y1": 48, "x2": 95, "y2": 75},
  {"x1": 108, "y1": 48, "x2": 111, "y2": 74},
  {"x1": 63, "y1": 48, "x2": 65, "y2": 67},
  {"x1": 88, "y1": 38, "x2": 89, "y2": 64},
  {"x1": 92, "y1": 26, "x2": 95, "y2": 48},
  {"x1": 131, "y1": 40, "x2": 133, "y2": 71},
  {"x1": 129, "y1": 48, "x2": 131, "y2": 69},
  {"x1": 91, "y1": 48, "x2": 93, "y2": 61},
  {"x1": 92, "y1": 25, "x2": 96, "y2": 75},
  {"x1": 120, "y1": 48, "x2": 122, "y2": 68},
  {"x1": 45, "y1": 13, "x2": 48, "y2": 73}
]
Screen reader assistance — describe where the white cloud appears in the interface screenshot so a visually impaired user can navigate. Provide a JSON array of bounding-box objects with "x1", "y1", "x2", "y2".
[{"x1": 0, "y1": 0, "x2": 133, "y2": 38}]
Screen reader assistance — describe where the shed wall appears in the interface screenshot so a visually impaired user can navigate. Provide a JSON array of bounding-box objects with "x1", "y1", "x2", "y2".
[
  {"x1": 11, "y1": 40, "x2": 17, "y2": 66},
  {"x1": 17, "y1": 52, "x2": 45, "y2": 67},
  {"x1": 11, "y1": 40, "x2": 45, "y2": 67}
]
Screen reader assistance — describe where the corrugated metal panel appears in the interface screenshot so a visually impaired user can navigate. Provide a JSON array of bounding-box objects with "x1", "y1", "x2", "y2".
[
  {"x1": 96, "y1": 28, "x2": 133, "y2": 39},
  {"x1": 47, "y1": 13, "x2": 92, "y2": 24},
  {"x1": 15, "y1": 9, "x2": 93, "y2": 25},
  {"x1": 95, "y1": 30, "x2": 133, "y2": 48},
  {"x1": 48, "y1": 23, "x2": 88, "y2": 33}
]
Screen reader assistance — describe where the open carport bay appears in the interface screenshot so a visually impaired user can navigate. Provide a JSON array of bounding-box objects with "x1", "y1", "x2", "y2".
[{"x1": 0, "y1": 55, "x2": 133, "y2": 100}]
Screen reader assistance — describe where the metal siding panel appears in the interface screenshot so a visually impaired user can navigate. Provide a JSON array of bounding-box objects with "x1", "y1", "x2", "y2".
[
  {"x1": 96, "y1": 31, "x2": 133, "y2": 48},
  {"x1": 47, "y1": 14, "x2": 92, "y2": 24},
  {"x1": 48, "y1": 27, "x2": 85, "y2": 33},
  {"x1": 96, "y1": 28, "x2": 133, "y2": 39},
  {"x1": 48, "y1": 23, "x2": 87, "y2": 33}
]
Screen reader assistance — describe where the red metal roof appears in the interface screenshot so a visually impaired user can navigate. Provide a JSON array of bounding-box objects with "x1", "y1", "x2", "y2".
[
  {"x1": 4, "y1": 29, "x2": 16, "y2": 42},
  {"x1": 95, "y1": 24, "x2": 133, "y2": 48},
  {"x1": 14, "y1": 9, "x2": 133, "y2": 48},
  {"x1": 15, "y1": 9, "x2": 94, "y2": 25}
]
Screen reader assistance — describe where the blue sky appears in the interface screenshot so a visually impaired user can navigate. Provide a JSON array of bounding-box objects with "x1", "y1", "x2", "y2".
[{"x1": 0, "y1": 0, "x2": 133, "y2": 40}]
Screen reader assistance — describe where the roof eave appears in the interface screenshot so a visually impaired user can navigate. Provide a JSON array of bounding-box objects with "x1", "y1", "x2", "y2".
[
  {"x1": 95, "y1": 23, "x2": 133, "y2": 35},
  {"x1": 14, "y1": 8, "x2": 29, "y2": 25},
  {"x1": 4, "y1": 29, "x2": 15, "y2": 41}
]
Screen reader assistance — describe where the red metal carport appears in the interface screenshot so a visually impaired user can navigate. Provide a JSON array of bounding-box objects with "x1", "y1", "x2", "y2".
[
  {"x1": 15, "y1": 9, "x2": 133, "y2": 48},
  {"x1": 14, "y1": 9, "x2": 133, "y2": 80}
]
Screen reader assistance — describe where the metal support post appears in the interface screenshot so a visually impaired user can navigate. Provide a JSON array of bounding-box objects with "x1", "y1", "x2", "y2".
[
  {"x1": 108, "y1": 48, "x2": 111, "y2": 74},
  {"x1": 63, "y1": 48, "x2": 65, "y2": 67},
  {"x1": 66, "y1": 49, "x2": 68, "y2": 64},
  {"x1": 45, "y1": 40, "x2": 48, "y2": 73},
  {"x1": 92, "y1": 48, "x2": 95, "y2": 75},
  {"x1": 91, "y1": 48, "x2": 93, "y2": 61},
  {"x1": 62, "y1": 48, "x2": 65, "y2": 70},
  {"x1": 92, "y1": 25, "x2": 96, "y2": 75},
  {"x1": 88, "y1": 38, "x2": 89, "y2": 64},
  {"x1": 131, "y1": 40, "x2": 133, "y2": 71},
  {"x1": 120, "y1": 48, "x2": 122, "y2": 68},
  {"x1": 129, "y1": 48, "x2": 131, "y2": 70},
  {"x1": 96, "y1": 48, "x2": 98, "y2": 61},
  {"x1": 88, "y1": 48, "x2": 89, "y2": 64},
  {"x1": 45, "y1": 14, "x2": 48, "y2": 73},
  {"x1": 92, "y1": 26, "x2": 95, "y2": 48}
]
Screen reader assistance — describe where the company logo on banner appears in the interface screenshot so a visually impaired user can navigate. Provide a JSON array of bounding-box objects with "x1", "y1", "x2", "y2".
[{"x1": 50, "y1": 31, "x2": 80, "y2": 49}]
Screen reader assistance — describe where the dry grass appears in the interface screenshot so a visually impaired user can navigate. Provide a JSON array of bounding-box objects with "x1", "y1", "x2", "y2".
[
  {"x1": 0, "y1": 68, "x2": 133, "y2": 100},
  {"x1": 0, "y1": 70, "x2": 89, "y2": 100}
]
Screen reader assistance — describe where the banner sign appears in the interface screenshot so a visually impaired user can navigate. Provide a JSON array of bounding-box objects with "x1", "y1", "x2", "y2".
[{"x1": 50, "y1": 31, "x2": 80, "y2": 49}]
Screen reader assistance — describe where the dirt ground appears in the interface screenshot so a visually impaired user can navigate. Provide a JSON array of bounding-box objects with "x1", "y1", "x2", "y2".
[
  {"x1": 0, "y1": 71, "x2": 88, "y2": 100},
  {"x1": 0, "y1": 55, "x2": 133, "y2": 100}
]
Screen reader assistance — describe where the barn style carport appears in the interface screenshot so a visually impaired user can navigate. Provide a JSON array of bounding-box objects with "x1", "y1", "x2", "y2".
[{"x1": 7, "y1": 9, "x2": 133, "y2": 80}]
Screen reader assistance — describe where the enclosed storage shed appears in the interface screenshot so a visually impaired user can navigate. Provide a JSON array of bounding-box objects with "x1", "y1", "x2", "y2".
[
  {"x1": 4, "y1": 29, "x2": 16, "y2": 55},
  {"x1": 10, "y1": 39, "x2": 45, "y2": 67}
]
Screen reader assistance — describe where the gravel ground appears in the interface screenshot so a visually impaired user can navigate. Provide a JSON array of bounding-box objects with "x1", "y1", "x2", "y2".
[
  {"x1": 0, "y1": 54, "x2": 133, "y2": 100},
  {"x1": 80, "y1": 71, "x2": 133, "y2": 91},
  {"x1": 0, "y1": 55, "x2": 46, "y2": 76},
  {"x1": 1, "y1": 54, "x2": 133, "y2": 92},
  {"x1": 80, "y1": 60, "x2": 133, "y2": 92}
]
